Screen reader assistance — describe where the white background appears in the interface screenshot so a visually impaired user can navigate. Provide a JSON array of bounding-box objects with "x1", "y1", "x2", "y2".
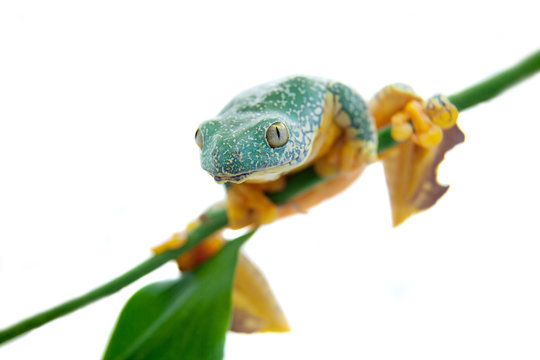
[{"x1": 1, "y1": 1, "x2": 539, "y2": 359}]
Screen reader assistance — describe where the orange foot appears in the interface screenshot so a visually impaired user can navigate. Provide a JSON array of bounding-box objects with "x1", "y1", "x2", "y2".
[
  {"x1": 226, "y1": 179, "x2": 286, "y2": 229},
  {"x1": 151, "y1": 219, "x2": 225, "y2": 271},
  {"x1": 390, "y1": 94, "x2": 458, "y2": 148}
]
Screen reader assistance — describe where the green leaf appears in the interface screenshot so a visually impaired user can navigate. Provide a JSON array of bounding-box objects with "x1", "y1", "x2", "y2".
[{"x1": 103, "y1": 232, "x2": 253, "y2": 360}]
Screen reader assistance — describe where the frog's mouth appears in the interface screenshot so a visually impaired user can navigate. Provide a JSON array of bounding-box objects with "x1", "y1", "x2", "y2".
[
  {"x1": 213, "y1": 173, "x2": 250, "y2": 184},
  {"x1": 212, "y1": 167, "x2": 285, "y2": 184}
]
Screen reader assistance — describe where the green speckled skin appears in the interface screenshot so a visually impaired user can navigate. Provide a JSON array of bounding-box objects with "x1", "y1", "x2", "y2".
[
  {"x1": 327, "y1": 82, "x2": 376, "y2": 142},
  {"x1": 197, "y1": 76, "x2": 376, "y2": 183}
]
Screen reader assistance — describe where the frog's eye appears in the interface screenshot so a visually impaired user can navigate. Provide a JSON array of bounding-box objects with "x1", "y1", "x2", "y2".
[
  {"x1": 266, "y1": 122, "x2": 289, "y2": 148},
  {"x1": 195, "y1": 128, "x2": 204, "y2": 149}
]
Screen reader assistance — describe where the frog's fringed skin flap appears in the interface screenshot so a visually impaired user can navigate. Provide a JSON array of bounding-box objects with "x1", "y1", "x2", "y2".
[
  {"x1": 382, "y1": 125, "x2": 465, "y2": 226},
  {"x1": 230, "y1": 253, "x2": 289, "y2": 333}
]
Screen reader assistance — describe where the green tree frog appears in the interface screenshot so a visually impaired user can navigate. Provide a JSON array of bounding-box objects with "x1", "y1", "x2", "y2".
[
  {"x1": 155, "y1": 76, "x2": 460, "y2": 333},
  {"x1": 194, "y1": 76, "x2": 458, "y2": 229}
]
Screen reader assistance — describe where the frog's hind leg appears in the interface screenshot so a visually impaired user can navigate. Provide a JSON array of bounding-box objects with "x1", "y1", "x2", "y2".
[
  {"x1": 278, "y1": 167, "x2": 364, "y2": 216},
  {"x1": 369, "y1": 84, "x2": 458, "y2": 149},
  {"x1": 313, "y1": 82, "x2": 378, "y2": 177},
  {"x1": 368, "y1": 84, "x2": 462, "y2": 226},
  {"x1": 280, "y1": 83, "x2": 377, "y2": 215}
]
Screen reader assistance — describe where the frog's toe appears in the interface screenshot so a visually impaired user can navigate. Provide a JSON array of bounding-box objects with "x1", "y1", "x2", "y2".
[
  {"x1": 152, "y1": 220, "x2": 227, "y2": 271},
  {"x1": 151, "y1": 220, "x2": 200, "y2": 255},
  {"x1": 390, "y1": 112, "x2": 413, "y2": 142},
  {"x1": 425, "y1": 94, "x2": 459, "y2": 129}
]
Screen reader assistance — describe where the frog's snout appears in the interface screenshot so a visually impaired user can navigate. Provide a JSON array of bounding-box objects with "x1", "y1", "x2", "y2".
[
  {"x1": 200, "y1": 140, "x2": 233, "y2": 175},
  {"x1": 200, "y1": 142, "x2": 222, "y2": 175},
  {"x1": 199, "y1": 138, "x2": 253, "y2": 184}
]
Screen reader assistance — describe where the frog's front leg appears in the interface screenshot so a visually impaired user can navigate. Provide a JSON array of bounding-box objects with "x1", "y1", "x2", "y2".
[
  {"x1": 368, "y1": 84, "x2": 459, "y2": 148},
  {"x1": 226, "y1": 178, "x2": 286, "y2": 229},
  {"x1": 313, "y1": 82, "x2": 378, "y2": 176}
]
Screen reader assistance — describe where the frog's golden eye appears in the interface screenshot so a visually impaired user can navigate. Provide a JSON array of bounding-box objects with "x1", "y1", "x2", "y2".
[
  {"x1": 266, "y1": 122, "x2": 289, "y2": 148},
  {"x1": 195, "y1": 128, "x2": 204, "y2": 149}
]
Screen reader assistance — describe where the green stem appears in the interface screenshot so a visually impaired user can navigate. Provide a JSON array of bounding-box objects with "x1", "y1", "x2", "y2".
[
  {"x1": 377, "y1": 49, "x2": 540, "y2": 154},
  {"x1": 2, "y1": 49, "x2": 540, "y2": 346},
  {"x1": 1, "y1": 253, "x2": 181, "y2": 344},
  {"x1": 267, "y1": 166, "x2": 325, "y2": 204},
  {"x1": 377, "y1": 126, "x2": 395, "y2": 154},
  {"x1": 0, "y1": 208, "x2": 228, "y2": 344},
  {"x1": 448, "y1": 50, "x2": 540, "y2": 111}
]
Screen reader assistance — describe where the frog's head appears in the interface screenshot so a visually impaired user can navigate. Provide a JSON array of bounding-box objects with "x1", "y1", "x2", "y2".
[{"x1": 195, "y1": 112, "x2": 311, "y2": 184}]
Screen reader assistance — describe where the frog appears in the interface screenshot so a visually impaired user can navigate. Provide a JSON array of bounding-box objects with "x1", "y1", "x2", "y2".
[
  {"x1": 194, "y1": 76, "x2": 458, "y2": 229},
  {"x1": 153, "y1": 76, "x2": 459, "y2": 334}
]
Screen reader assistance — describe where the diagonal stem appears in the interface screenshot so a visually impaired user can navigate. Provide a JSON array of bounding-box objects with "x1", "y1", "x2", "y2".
[
  {"x1": 377, "y1": 49, "x2": 540, "y2": 154},
  {"x1": 448, "y1": 49, "x2": 540, "y2": 111},
  {"x1": 0, "y1": 210, "x2": 229, "y2": 344}
]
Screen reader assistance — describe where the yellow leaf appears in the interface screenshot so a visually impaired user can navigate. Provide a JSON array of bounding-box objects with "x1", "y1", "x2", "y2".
[
  {"x1": 381, "y1": 125, "x2": 465, "y2": 226},
  {"x1": 231, "y1": 253, "x2": 290, "y2": 333}
]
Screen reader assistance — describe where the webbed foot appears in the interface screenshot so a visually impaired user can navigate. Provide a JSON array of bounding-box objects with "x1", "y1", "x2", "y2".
[
  {"x1": 226, "y1": 181, "x2": 283, "y2": 229},
  {"x1": 390, "y1": 94, "x2": 458, "y2": 148},
  {"x1": 152, "y1": 219, "x2": 226, "y2": 270}
]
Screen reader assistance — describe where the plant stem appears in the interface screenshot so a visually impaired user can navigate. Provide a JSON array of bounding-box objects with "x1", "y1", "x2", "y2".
[
  {"x1": 448, "y1": 49, "x2": 540, "y2": 111},
  {"x1": 1, "y1": 49, "x2": 540, "y2": 345},
  {"x1": 377, "y1": 49, "x2": 540, "y2": 154},
  {"x1": 0, "y1": 208, "x2": 228, "y2": 345},
  {"x1": 0, "y1": 253, "x2": 181, "y2": 344},
  {"x1": 377, "y1": 126, "x2": 395, "y2": 154},
  {"x1": 266, "y1": 166, "x2": 325, "y2": 204}
]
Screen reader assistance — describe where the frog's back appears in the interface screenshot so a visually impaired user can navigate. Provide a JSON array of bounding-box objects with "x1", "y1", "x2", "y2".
[{"x1": 218, "y1": 76, "x2": 329, "y2": 128}]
